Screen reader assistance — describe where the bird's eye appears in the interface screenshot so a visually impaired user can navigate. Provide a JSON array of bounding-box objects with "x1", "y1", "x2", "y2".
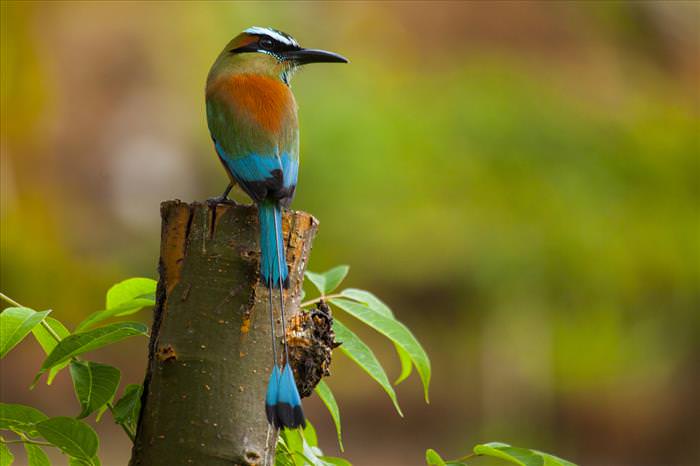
[{"x1": 259, "y1": 37, "x2": 274, "y2": 50}]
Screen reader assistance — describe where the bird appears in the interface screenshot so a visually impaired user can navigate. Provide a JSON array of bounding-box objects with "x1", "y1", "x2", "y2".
[{"x1": 205, "y1": 27, "x2": 347, "y2": 430}]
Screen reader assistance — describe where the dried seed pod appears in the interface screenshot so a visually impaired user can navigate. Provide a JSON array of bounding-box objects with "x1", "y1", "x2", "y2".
[{"x1": 287, "y1": 301, "x2": 340, "y2": 397}]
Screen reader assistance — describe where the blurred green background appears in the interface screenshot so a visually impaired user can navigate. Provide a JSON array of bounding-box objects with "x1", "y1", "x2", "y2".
[{"x1": 1, "y1": 1, "x2": 699, "y2": 465}]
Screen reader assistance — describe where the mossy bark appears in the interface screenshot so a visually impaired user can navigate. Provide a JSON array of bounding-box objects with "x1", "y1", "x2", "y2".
[{"x1": 129, "y1": 200, "x2": 318, "y2": 466}]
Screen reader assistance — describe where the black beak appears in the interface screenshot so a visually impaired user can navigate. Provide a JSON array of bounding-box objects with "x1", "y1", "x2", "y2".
[{"x1": 284, "y1": 48, "x2": 349, "y2": 65}]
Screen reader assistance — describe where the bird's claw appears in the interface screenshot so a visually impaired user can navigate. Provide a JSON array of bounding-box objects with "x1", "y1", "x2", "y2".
[{"x1": 207, "y1": 196, "x2": 238, "y2": 207}]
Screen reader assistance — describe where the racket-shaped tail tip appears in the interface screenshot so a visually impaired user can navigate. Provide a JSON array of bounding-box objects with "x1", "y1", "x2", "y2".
[
  {"x1": 265, "y1": 365, "x2": 281, "y2": 426},
  {"x1": 269, "y1": 363, "x2": 306, "y2": 429}
]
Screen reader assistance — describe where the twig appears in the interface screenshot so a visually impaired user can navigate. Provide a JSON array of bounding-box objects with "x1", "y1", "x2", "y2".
[
  {"x1": 299, "y1": 293, "x2": 344, "y2": 308},
  {"x1": 0, "y1": 292, "x2": 62, "y2": 342},
  {"x1": 1, "y1": 433, "x2": 54, "y2": 448}
]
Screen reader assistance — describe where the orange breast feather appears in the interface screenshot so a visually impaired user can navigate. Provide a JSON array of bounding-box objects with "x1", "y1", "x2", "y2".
[{"x1": 211, "y1": 74, "x2": 296, "y2": 134}]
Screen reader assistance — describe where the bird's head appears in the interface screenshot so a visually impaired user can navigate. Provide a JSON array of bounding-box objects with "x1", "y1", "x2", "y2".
[{"x1": 209, "y1": 27, "x2": 348, "y2": 85}]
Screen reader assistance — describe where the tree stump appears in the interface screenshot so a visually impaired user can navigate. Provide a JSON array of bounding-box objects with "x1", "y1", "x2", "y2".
[{"x1": 129, "y1": 200, "x2": 318, "y2": 466}]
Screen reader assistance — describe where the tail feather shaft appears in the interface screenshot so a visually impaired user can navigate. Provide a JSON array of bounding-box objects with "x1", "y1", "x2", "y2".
[
  {"x1": 260, "y1": 201, "x2": 305, "y2": 429},
  {"x1": 258, "y1": 202, "x2": 289, "y2": 288}
]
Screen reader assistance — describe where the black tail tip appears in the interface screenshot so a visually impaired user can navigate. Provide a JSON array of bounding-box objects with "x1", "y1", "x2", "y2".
[
  {"x1": 263, "y1": 275, "x2": 291, "y2": 289},
  {"x1": 266, "y1": 402, "x2": 306, "y2": 429}
]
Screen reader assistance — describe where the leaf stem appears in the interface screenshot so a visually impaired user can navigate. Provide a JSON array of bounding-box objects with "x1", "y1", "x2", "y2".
[
  {"x1": 0, "y1": 292, "x2": 21, "y2": 307},
  {"x1": 40, "y1": 320, "x2": 63, "y2": 343},
  {"x1": 108, "y1": 402, "x2": 136, "y2": 442},
  {"x1": 0, "y1": 292, "x2": 62, "y2": 343},
  {"x1": 449, "y1": 453, "x2": 476, "y2": 463},
  {"x1": 299, "y1": 293, "x2": 344, "y2": 308},
  {"x1": 1, "y1": 435, "x2": 54, "y2": 448}
]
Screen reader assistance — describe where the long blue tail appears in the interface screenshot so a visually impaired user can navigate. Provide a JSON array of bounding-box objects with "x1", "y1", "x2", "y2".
[
  {"x1": 258, "y1": 201, "x2": 289, "y2": 288},
  {"x1": 259, "y1": 201, "x2": 305, "y2": 429}
]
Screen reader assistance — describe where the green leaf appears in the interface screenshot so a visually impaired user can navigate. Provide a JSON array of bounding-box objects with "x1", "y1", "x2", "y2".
[
  {"x1": 0, "y1": 442, "x2": 14, "y2": 466},
  {"x1": 275, "y1": 436, "x2": 294, "y2": 466},
  {"x1": 31, "y1": 317, "x2": 70, "y2": 355},
  {"x1": 340, "y1": 289, "x2": 391, "y2": 316},
  {"x1": 75, "y1": 299, "x2": 154, "y2": 333},
  {"x1": 75, "y1": 278, "x2": 156, "y2": 332},
  {"x1": 330, "y1": 298, "x2": 431, "y2": 402},
  {"x1": 69, "y1": 361, "x2": 121, "y2": 419},
  {"x1": 333, "y1": 319, "x2": 402, "y2": 416},
  {"x1": 46, "y1": 360, "x2": 71, "y2": 386},
  {"x1": 280, "y1": 428, "x2": 302, "y2": 454},
  {"x1": 275, "y1": 452, "x2": 295, "y2": 466},
  {"x1": 0, "y1": 403, "x2": 48, "y2": 437},
  {"x1": 35, "y1": 322, "x2": 147, "y2": 384},
  {"x1": 305, "y1": 266, "x2": 349, "y2": 295},
  {"x1": 302, "y1": 421, "x2": 318, "y2": 448},
  {"x1": 24, "y1": 443, "x2": 51, "y2": 466},
  {"x1": 426, "y1": 449, "x2": 447, "y2": 466},
  {"x1": 279, "y1": 429, "x2": 309, "y2": 465},
  {"x1": 69, "y1": 456, "x2": 100, "y2": 466},
  {"x1": 0, "y1": 307, "x2": 51, "y2": 358},
  {"x1": 282, "y1": 428, "x2": 331, "y2": 466},
  {"x1": 106, "y1": 278, "x2": 157, "y2": 310},
  {"x1": 394, "y1": 347, "x2": 413, "y2": 385},
  {"x1": 314, "y1": 380, "x2": 343, "y2": 452},
  {"x1": 301, "y1": 439, "x2": 326, "y2": 466},
  {"x1": 36, "y1": 417, "x2": 98, "y2": 462},
  {"x1": 473, "y1": 443, "x2": 577, "y2": 466},
  {"x1": 320, "y1": 457, "x2": 352, "y2": 466},
  {"x1": 31, "y1": 317, "x2": 72, "y2": 385},
  {"x1": 94, "y1": 404, "x2": 109, "y2": 423},
  {"x1": 112, "y1": 384, "x2": 142, "y2": 430},
  {"x1": 340, "y1": 289, "x2": 413, "y2": 385}
]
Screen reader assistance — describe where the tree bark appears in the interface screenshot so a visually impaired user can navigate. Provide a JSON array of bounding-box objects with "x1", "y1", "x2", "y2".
[{"x1": 129, "y1": 200, "x2": 318, "y2": 466}]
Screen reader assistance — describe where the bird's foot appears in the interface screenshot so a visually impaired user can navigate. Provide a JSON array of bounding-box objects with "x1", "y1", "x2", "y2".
[
  {"x1": 206, "y1": 196, "x2": 238, "y2": 207},
  {"x1": 208, "y1": 183, "x2": 236, "y2": 207}
]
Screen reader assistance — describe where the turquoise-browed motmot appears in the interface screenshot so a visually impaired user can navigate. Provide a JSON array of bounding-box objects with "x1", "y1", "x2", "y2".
[{"x1": 206, "y1": 27, "x2": 347, "y2": 429}]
